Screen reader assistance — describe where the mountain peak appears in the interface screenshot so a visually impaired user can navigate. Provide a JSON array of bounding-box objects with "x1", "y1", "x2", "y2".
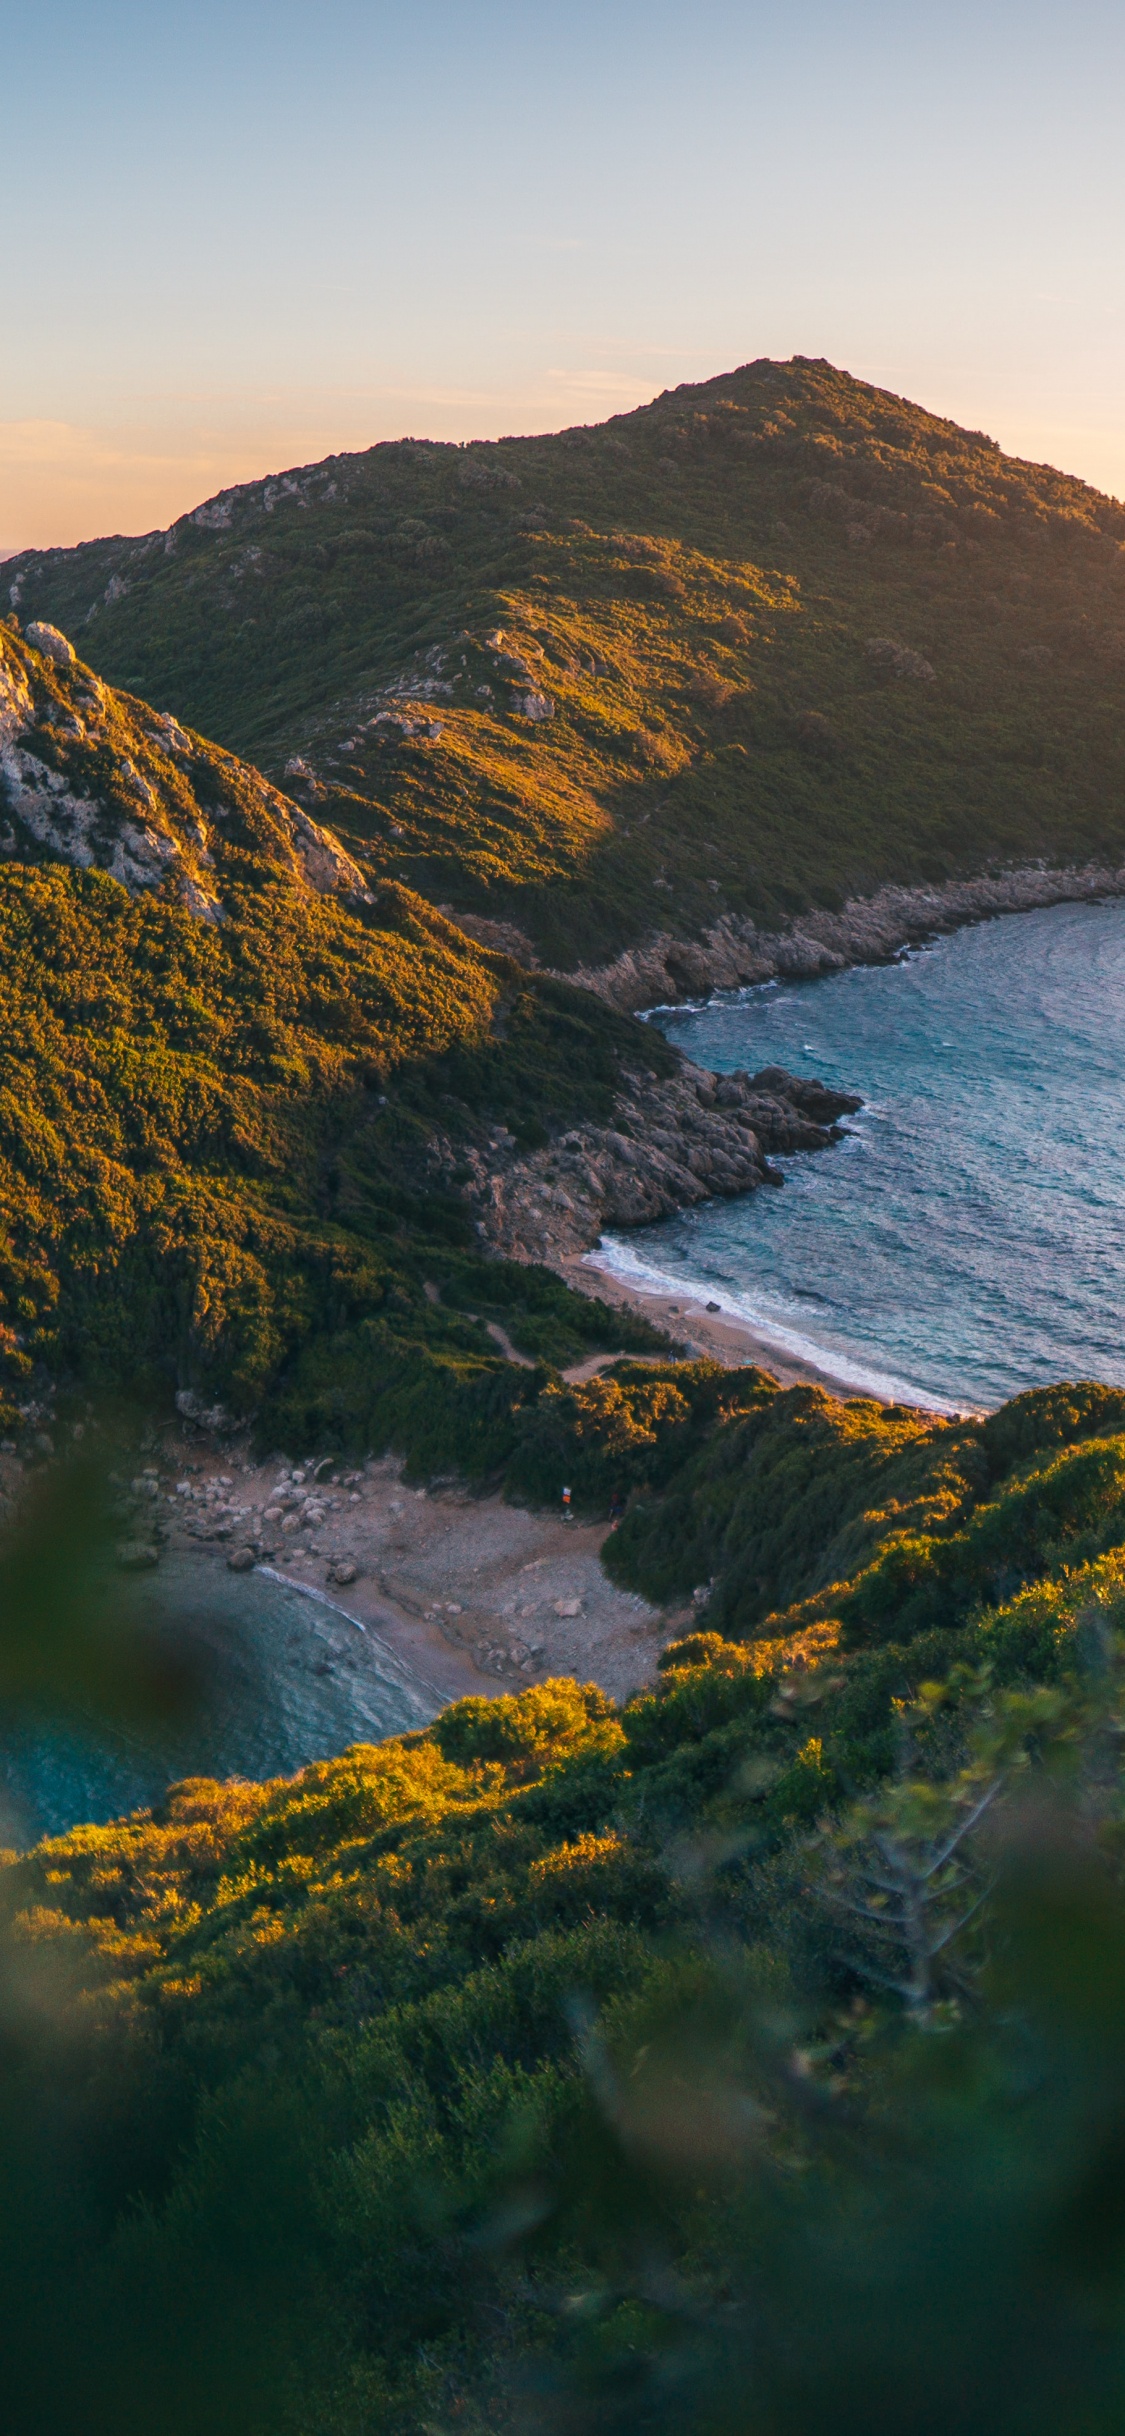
[{"x1": 8, "y1": 361, "x2": 1125, "y2": 972}]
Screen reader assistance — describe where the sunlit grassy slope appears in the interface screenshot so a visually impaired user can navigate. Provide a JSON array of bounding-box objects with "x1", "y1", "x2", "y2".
[
  {"x1": 0, "y1": 626, "x2": 668, "y2": 1438},
  {"x1": 6, "y1": 1377, "x2": 1125, "y2": 2430},
  {"x1": 10, "y1": 357, "x2": 1125, "y2": 964}
]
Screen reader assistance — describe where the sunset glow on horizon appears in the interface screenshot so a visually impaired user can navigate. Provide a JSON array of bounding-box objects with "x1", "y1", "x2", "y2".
[{"x1": 5, "y1": 0, "x2": 1125, "y2": 551}]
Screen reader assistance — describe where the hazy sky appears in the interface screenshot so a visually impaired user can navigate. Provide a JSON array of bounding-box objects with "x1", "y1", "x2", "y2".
[{"x1": 4, "y1": 0, "x2": 1124, "y2": 550}]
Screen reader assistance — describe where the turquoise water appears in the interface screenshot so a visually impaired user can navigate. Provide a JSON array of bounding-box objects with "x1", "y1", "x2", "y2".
[
  {"x1": 0, "y1": 1554, "x2": 439, "y2": 1847},
  {"x1": 597, "y1": 899, "x2": 1125, "y2": 1415}
]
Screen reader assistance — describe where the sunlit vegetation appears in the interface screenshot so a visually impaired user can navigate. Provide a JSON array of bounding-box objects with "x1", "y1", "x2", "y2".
[
  {"x1": 12, "y1": 356, "x2": 1125, "y2": 965},
  {"x1": 0, "y1": 630, "x2": 670, "y2": 1444},
  {"x1": 5, "y1": 1379, "x2": 1125, "y2": 2428},
  {"x1": 6, "y1": 379, "x2": 1125, "y2": 2431},
  {"x1": 0, "y1": 853, "x2": 670, "y2": 1443}
]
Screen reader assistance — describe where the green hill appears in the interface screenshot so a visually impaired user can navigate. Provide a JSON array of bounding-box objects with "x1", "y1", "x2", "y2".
[
  {"x1": 5, "y1": 379, "x2": 1125, "y2": 2436},
  {"x1": 5, "y1": 1374, "x2": 1125, "y2": 2432},
  {"x1": 8, "y1": 357, "x2": 1125, "y2": 968},
  {"x1": 0, "y1": 620, "x2": 668, "y2": 1448}
]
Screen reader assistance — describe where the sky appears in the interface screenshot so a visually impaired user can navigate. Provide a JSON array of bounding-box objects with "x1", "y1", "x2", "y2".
[{"x1": 3, "y1": 0, "x2": 1125, "y2": 551}]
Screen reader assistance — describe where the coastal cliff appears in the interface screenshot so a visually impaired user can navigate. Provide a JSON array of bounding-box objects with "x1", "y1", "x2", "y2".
[{"x1": 432, "y1": 1060, "x2": 862, "y2": 1261}]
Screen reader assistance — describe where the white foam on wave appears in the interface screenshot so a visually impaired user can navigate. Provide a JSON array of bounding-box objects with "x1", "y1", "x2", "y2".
[
  {"x1": 255, "y1": 1566, "x2": 444, "y2": 1716},
  {"x1": 585, "y1": 1238, "x2": 967, "y2": 1417}
]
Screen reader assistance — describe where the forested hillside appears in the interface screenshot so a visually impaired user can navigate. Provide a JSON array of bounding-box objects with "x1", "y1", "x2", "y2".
[
  {"x1": 6, "y1": 382, "x2": 1125, "y2": 2436},
  {"x1": 9, "y1": 357, "x2": 1125, "y2": 966},
  {"x1": 5, "y1": 1374, "x2": 1125, "y2": 2432},
  {"x1": 0, "y1": 622, "x2": 668, "y2": 1447}
]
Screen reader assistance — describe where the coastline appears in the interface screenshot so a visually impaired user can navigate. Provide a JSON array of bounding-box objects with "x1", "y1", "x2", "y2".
[
  {"x1": 560, "y1": 860, "x2": 1125, "y2": 1012},
  {"x1": 159, "y1": 1448, "x2": 669, "y2": 1708},
  {"x1": 115, "y1": 879, "x2": 1098, "y2": 1727},
  {"x1": 252, "y1": 1563, "x2": 452, "y2": 1711},
  {"x1": 560, "y1": 1247, "x2": 963, "y2": 1414},
  {"x1": 536, "y1": 879, "x2": 1125, "y2": 1414}
]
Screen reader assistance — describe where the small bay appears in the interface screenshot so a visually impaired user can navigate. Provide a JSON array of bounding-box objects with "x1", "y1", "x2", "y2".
[
  {"x1": 0, "y1": 1553, "x2": 438, "y2": 1847},
  {"x1": 600, "y1": 899, "x2": 1125, "y2": 1414}
]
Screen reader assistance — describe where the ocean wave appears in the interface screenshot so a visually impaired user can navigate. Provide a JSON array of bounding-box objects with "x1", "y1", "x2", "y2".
[
  {"x1": 255, "y1": 1567, "x2": 443, "y2": 1714},
  {"x1": 585, "y1": 1237, "x2": 966, "y2": 1415}
]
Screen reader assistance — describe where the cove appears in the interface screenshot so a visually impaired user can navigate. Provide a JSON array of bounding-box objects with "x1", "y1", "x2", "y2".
[
  {"x1": 600, "y1": 898, "x2": 1125, "y2": 1414},
  {"x1": 0, "y1": 1552, "x2": 439, "y2": 1846}
]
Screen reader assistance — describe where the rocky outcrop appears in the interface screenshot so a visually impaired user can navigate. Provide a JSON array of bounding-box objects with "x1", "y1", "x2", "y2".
[
  {"x1": 562, "y1": 864, "x2": 1125, "y2": 1013},
  {"x1": 434, "y1": 1062, "x2": 861, "y2": 1263},
  {"x1": 866, "y1": 636, "x2": 936, "y2": 681},
  {"x1": 24, "y1": 622, "x2": 75, "y2": 667},
  {"x1": 0, "y1": 623, "x2": 371, "y2": 918}
]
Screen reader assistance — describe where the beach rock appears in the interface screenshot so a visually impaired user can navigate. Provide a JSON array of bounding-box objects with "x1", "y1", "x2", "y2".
[
  {"x1": 175, "y1": 1389, "x2": 232, "y2": 1432},
  {"x1": 227, "y1": 1546, "x2": 256, "y2": 1572},
  {"x1": 747, "y1": 1067, "x2": 862, "y2": 1125},
  {"x1": 329, "y1": 1558, "x2": 358, "y2": 1585},
  {"x1": 116, "y1": 1539, "x2": 159, "y2": 1571}
]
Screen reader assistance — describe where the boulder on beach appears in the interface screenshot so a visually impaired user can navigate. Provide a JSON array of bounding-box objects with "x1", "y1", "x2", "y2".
[{"x1": 115, "y1": 1539, "x2": 160, "y2": 1571}]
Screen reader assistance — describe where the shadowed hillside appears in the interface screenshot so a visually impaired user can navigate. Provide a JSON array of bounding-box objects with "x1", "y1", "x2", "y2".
[{"x1": 9, "y1": 357, "x2": 1125, "y2": 966}]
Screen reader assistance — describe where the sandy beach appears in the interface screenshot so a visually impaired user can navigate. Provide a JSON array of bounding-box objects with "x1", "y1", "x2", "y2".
[
  {"x1": 144, "y1": 1252, "x2": 916, "y2": 1728},
  {"x1": 158, "y1": 1440, "x2": 670, "y2": 1711},
  {"x1": 132, "y1": 1223, "x2": 947, "y2": 1737},
  {"x1": 559, "y1": 1248, "x2": 920, "y2": 1403}
]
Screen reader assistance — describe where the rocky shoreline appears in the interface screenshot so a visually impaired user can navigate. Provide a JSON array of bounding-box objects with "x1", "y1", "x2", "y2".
[
  {"x1": 560, "y1": 861, "x2": 1125, "y2": 1011},
  {"x1": 437, "y1": 862, "x2": 1125, "y2": 1306},
  {"x1": 432, "y1": 1063, "x2": 861, "y2": 1265}
]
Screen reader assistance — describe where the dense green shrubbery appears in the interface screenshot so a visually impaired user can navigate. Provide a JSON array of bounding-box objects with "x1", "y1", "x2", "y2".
[
  {"x1": 9, "y1": 407, "x2": 1125, "y2": 2423},
  {"x1": 4, "y1": 1385, "x2": 1125, "y2": 2428},
  {"x1": 594, "y1": 1374, "x2": 1125, "y2": 1636},
  {"x1": 0, "y1": 850, "x2": 668, "y2": 1456},
  {"x1": 837, "y1": 1432, "x2": 1125, "y2": 1645}
]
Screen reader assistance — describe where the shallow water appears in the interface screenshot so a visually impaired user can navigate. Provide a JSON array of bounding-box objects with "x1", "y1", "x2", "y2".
[
  {"x1": 0, "y1": 1552, "x2": 439, "y2": 1846},
  {"x1": 597, "y1": 899, "x2": 1125, "y2": 1415}
]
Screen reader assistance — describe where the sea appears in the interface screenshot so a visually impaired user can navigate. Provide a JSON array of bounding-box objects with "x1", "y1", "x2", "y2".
[
  {"x1": 0, "y1": 1552, "x2": 439, "y2": 1847},
  {"x1": 593, "y1": 898, "x2": 1125, "y2": 1417},
  {"x1": 10, "y1": 897, "x2": 1125, "y2": 1846}
]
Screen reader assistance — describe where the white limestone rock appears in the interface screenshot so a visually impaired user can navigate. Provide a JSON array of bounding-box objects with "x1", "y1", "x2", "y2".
[{"x1": 25, "y1": 622, "x2": 75, "y2": 666}]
